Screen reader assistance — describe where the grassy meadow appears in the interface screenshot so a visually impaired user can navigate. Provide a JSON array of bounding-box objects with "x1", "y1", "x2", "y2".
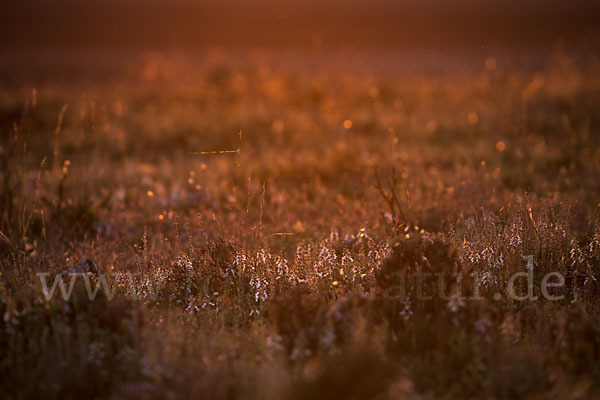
[{"x1": 1, "y1": 47, "x2": 600, "y2": 399}]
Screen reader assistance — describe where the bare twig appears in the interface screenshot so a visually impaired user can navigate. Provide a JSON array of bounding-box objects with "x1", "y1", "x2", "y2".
[{"x1": 373, "y1": 165, "x2": 408, "y2": 224}]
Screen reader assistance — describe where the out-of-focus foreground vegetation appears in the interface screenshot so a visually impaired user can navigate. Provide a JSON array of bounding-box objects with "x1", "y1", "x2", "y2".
[{"x1": 1, "y1": 47, "x2": 600, "y2": 399}]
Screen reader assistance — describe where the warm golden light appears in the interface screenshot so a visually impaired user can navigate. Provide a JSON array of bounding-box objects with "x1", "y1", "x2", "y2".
[{"x1": 2, "y1": 1, "x2": 598, "y2": 397}]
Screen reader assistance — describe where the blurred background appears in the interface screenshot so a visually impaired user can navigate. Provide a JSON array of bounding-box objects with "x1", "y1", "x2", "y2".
[
  {"x1": 2, "y1": 0, "x2": 599, "y2": 50},
  {"x1": 0, "y1": 0, "x2": 598, "y2": 84}
]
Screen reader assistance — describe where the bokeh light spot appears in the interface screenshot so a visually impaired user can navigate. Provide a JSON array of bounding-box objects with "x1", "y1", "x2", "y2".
[
  {"x1": 485, "y1": 57, "x2": 497, "y2": 70},
  {"x1": 467, "y1": 111, "x2": 479, "y2": 125},
  {"x1": 271, "y1": 119, "x2": 285, "y2": 133},
  {"x1": 426, "y1": 119, "x2": 438, "y2": 133}
]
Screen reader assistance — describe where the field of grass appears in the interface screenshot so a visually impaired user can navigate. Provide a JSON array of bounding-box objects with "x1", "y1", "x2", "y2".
[{"x1": 1, "y1": 47, "x2": 600, "y2": 399}]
